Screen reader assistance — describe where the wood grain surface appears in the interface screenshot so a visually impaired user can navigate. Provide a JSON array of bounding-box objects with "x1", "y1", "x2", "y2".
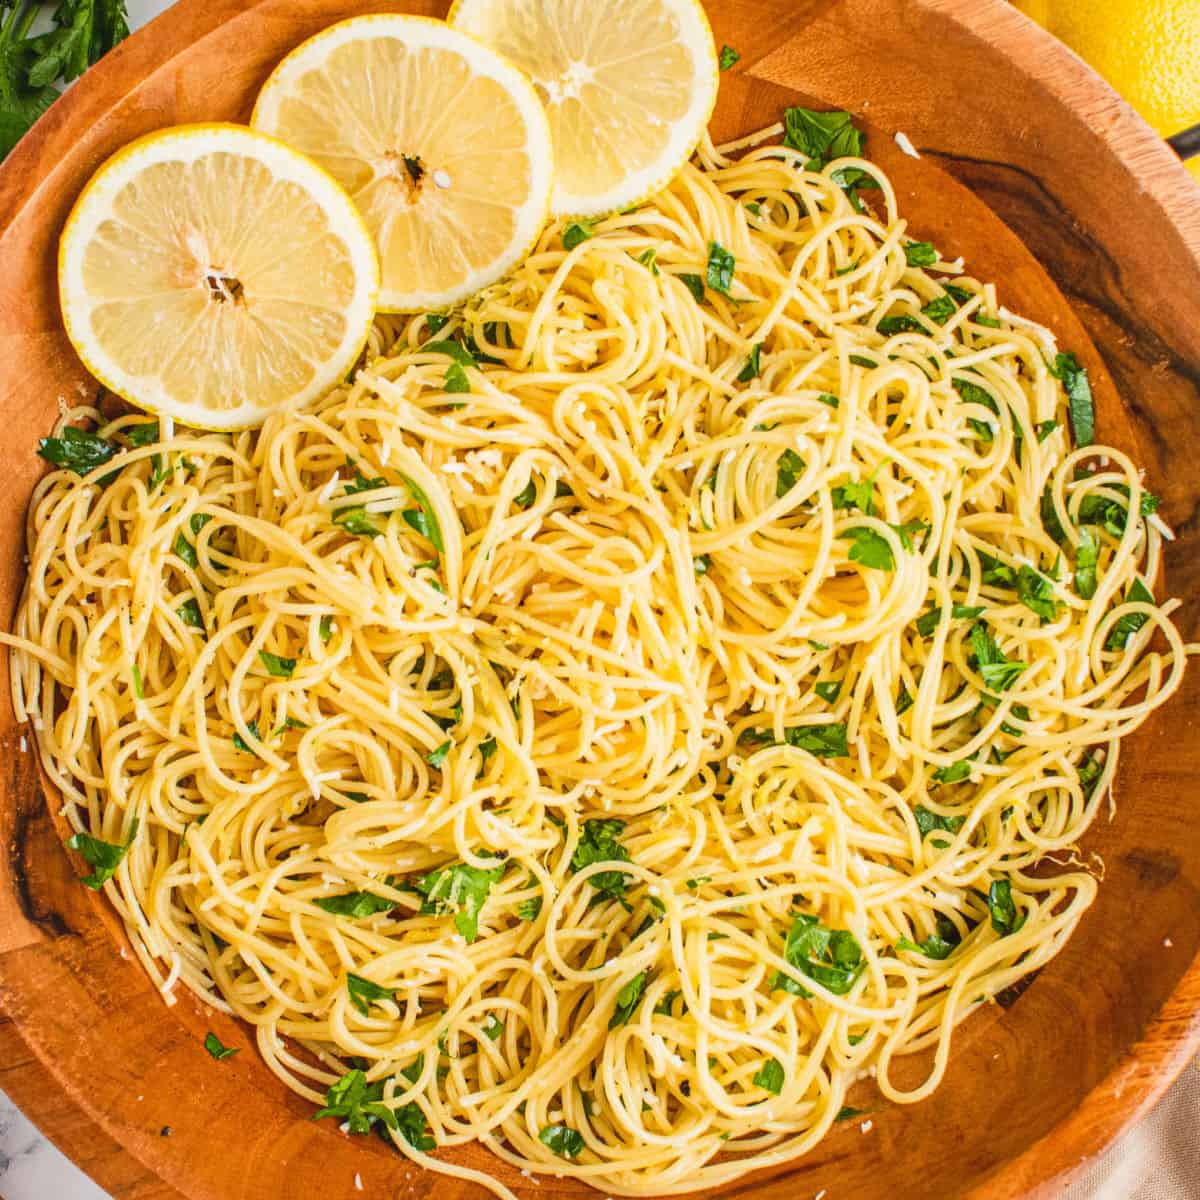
[{"x1": 1, "y1": 2, "x2": 1199, "y2": 1199}]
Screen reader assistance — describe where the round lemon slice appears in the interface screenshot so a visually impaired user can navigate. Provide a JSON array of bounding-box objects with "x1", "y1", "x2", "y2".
[
  {"x1": 58, "y1": 123, "x2": 379, "y2": 432},
  {"x1": 448, "y1": 0, "x2": 719, "y2": 217},
  {"x1": 251, "y1": 15, "x2": 554, "y2": 312}
]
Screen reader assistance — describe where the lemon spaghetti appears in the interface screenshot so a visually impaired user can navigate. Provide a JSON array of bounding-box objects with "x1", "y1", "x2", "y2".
[{"x1": 3, "y1": 122, "x2": 1190, "y2": 1196}]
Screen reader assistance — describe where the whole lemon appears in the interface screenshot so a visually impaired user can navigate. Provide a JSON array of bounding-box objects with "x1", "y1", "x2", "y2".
[{"x1": 1013, "y1": 0, "x2": 1200, "y2": 183}]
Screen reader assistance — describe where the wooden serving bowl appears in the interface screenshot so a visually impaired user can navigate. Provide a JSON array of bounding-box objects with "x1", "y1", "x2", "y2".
[{"x1": 1, "y1": 2, "x2": 1198, "y2": 1198}]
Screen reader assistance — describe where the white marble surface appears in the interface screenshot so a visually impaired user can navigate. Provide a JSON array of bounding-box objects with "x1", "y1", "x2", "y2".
[{"x1": 0, "y1": 2, "x2": 1197, "y2": 1198}]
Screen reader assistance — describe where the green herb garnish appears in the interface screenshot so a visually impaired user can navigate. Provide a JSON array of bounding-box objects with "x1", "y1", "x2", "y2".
[
  {"x1": 771, "y1": 912, "x2": 865, "y2": 997},
  {"x1": 347, "y1": 972, "x2": 395, "y2": 1016},
  {"x1": 65, "y1": 818, "x2": 138, "y2": 889},
  {"x1": 609, "y1": 970, "x2": 649, "y2": 1029},
  {"x1": 203, "y1": 1031, "x2": 238, "y2": 1060},
  {"x1": 718, "y1": 44, "x2": 740, "y2": 70},
  {"x1": 414, "y1": 857, "x2": 505, "y2": 942}
]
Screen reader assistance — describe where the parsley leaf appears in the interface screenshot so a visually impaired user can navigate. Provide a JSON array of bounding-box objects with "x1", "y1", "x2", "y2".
[
  {"x1": 987, "y1": 878, "x2": 1025, "y2": 937},
  {"x1": 1, "y1": 1, "x2": 129, "y2": 160},
  {"x1": 706, "y1": 241, "x2": 735, "y2": 296},
  {"x1": 914, "y1": 805, "x2": 965, "y2": 839},
  {"x1": 398, "y1": 474, "x2": 444, "y2": 553},
  {"x1": 915, "y1": 604, "x2": 985, "y2": 637},
  {"x1": 1049, "y1": 351, "x2": 1095, "y2": 446},
  {"x1": 783, "y1": 107, "x2": 864, "y2": 164},
  {"x1": 1104, "y1": 577, "x2": 1154, "y2": 650},
  {"x1": 609, "y1": 970, "x2": 649, "y2": 1029},
  {"x1": 896, "y1": 914, "x2": 960, "y2": 960},
  {"x1": 312, "y1": 1069, "x2": 400, "y2": 1136},
  {"x1": 679, "y1": 272, "x2": 706, "y2": 303},
  {"x1": 414, "y1": 857, "x2": 505, "y2": 942},
  {"x1": 922, "y1": 295, "x2": 957, "y2": 325},
  {"x1": 718, "y1": 44, "x2": 740, "y2": 70},
  {"x1": 783, "y1": 723, "x2": 848, "y2": 757},
  {"x1": 904, "y1": 241, "x2": 938, "y2": 267},
  {"x1": 636, "y1": 247, "x2": 659, "y2": 274},
  {"x1": 839, "y1": 526, "x2": 894, "y2": 571},
  {"x1": 814, "y1": 680, "x2": 842, "y2": 703},
  {"x1": 38, "y1": 425, "x2": 116, "y2": 477},
  {"x1": 1016, "y1": 565, "x2": 1059, "y2": 623},
  {"x1": 347, "y1": 972, "x2": 395, "y2": 1016},
  {"x1": 571, "y1": 818, "x2": 632, "y2": 907},
  {"x1": 126, "y1": 420, "x2": 159, "y2": 446},
  {"x1": 771, "y1": 912, "x2": 865, "y2": 997},
  {"x1": 563, "y1": 220, "x2": 596, "y2": 250},
  {"x1": 177, "y1": 597, "x2": 204, "y2": 630},
  {"x1": 737, "y1": 343, "x2": 762, "y2": 382},
  {"x1": 969, "y1": 623, "x2": 1026, "y2": 692},
  {"x1": 443, "y1": 361, "x2": 471, "y2": 393},
  {"x1": 539, "y1": 1124, "x2": 585, "y2": 1159},
  {"x1": 753, "y1": 1057, "x2": 785, "y2": 1094},
  {"x1": 1074, "y1": 529, "x2": 1099, "y2": 600},
  {"x1": 314, "y1": 887, "x2": 398, "y2": 920},
  {"x1": 65, "y1": 817, "x2": 138, "y2": 889},
  {"x1": 776, "y1": 448, "x2": 805, "y2": 497},
  {"x1": 931, "y1": 760, "x2": 971, "y2": 785},
  {"x1": 203, "y1": 1032, "x2": 238, "y2": 1060},
  {"x1": 258, "y1": 650, "x2": 296, "y2": 678},
  {"x1": 423, "y1": 339, "x2": 476, "y2": 368}
]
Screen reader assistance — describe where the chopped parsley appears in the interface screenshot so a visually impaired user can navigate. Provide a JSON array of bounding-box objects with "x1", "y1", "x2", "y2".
[
  {"x1": 203, "y1": 1032, "x2": 238, "y2": 1060},
  {"x1": 314, "y1": 886, "x2": 397, "y2": 920},
  {"x1": 414, "y1": 857, "x2": 505, "y2": 942},
  {"x1": 969, "y1": 623, "x2": 1026, "y2": 692},
  {"x1": 737, "y1": 342, "x2": 762, "y2": 382},
  {"x1": 839, "y1": 526, "x2": 895, "y2": 571},
  {"x1": 1016, "y1": 565, "x2": 1059, "y2": 623},
  {"x1": 814, "y1": 680, "x2": 842, "y2": 703},
  {"x1": 680, "y1": 272, "x2": 706, "y2": 303},
  {"x1": 718, "y1": 44, "x2": 740, "y2": 70},
  {"x1": 563, "y1": 221, "x2": 596, "y2": 250},
  {"x1": 988, "y1": 878, "x2": 1025, "y2": 937},
  {"x1": 706, "y1": 241, "x2": 735, "y2": 296},
  {"x1": 1049, "y1": 351, "x2": 1095, "y2": 446},
  {"x1": 1074, "y1": 529, "x2": 1099, "y2": 600},
  {"x1": 609, "y1": 970, "x2": 650, "y2": 1029},
  {"x1": 346, "y1": 972, "x2": 395, "y2": 1016},
  {"x1": 931, "y1": 759, "x2": 972, "y2": 785},
  {"x1": 312, "y1": 1070, "x2": 400, "y2": 1137},
  {"x1": 915, "y1": 604, "x2": 985, "y2": 637},
  {"x1": 481, "y1": 1014, "x2": 504, "y2": 1041},
  {"x1": 65, "y1": 818, "x2": 138, "y2": 889},
  {"x1": 177, "y1": 597, "x2": 204, "y2": 630},
  {"x1": 1104, "y1": 577, "x2": 1155, "y2": 650},
  {"x1": 753, "y1": 1057, "x2": 785, "y2": 1094},
  {"x1": 38, "y1": 425, "x2": 116, "y2": 477},
  {"x1": 539, "y1": 1124, "x2": 585, "y2": 1159},
  {"x1": 426, "y1": 739, "x2": 451, "y2": 769},
  {"x1": 637, "y1": 247, "x2": 660, "y2": 274},
  {"x1": 772, "y1": 912, "x2": 865, "y2": 997},
  {"x1": 571, "y1": 818, "x2": 632, "y2": 907},
  {"x1": 904, "y1": 241, "x2": 938, "y2": 267},
  {"x1": 783, "y1": 106, "x2": 864, "y2": 165},
  {"x1": 258, "y1": 650, "x2": 296, "y2": 678},
  {"x1": 896, "y1": 914, "x2": 960, "y2": 960},
  {"x1": 776, "y1": 448, "x2": 805, "y2": 497}
]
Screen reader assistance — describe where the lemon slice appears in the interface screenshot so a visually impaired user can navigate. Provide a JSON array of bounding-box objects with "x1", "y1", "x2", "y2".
[
  {"x1": 251, "y1": 15, "x2": 554, "y2": 312},
  {"x1": 448, "y1": 0, "x2": 719, "y2": 217},
  {"x1": 58, "y1": 123, "x2": 379, "y2": 431}
]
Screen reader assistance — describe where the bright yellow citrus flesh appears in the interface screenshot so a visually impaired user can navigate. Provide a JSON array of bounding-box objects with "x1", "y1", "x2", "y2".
[
  {"x1": 58, "y1": 123, "x2": 379, "y2": 431},
  {"x1": 252, "y1": 15, "x2": 554, "y2": 312},
  {"x1": 448, "y1": 0, "x2": 719, "y2": 217},
  {"x1": 1014, "y1": 0, "x2": 1200, "y2": 183}
]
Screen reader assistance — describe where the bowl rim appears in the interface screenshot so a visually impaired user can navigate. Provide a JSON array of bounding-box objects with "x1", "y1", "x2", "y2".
[{"x1": 0, "y1": 2, "x2": 1198, "y2": 1199}]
